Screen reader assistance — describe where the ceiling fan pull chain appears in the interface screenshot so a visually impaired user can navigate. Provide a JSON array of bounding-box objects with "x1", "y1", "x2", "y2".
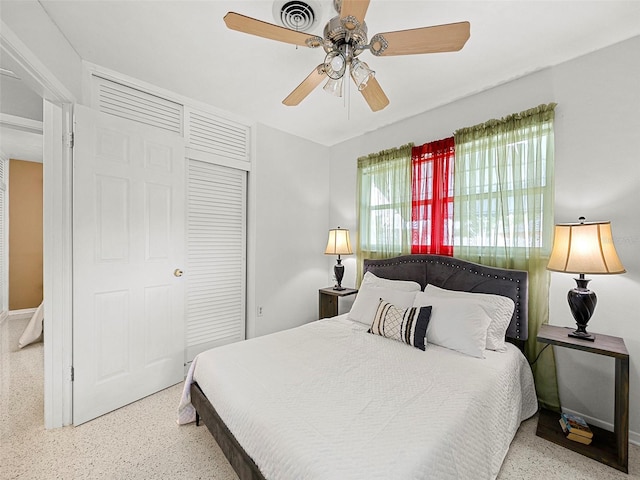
[{"x1": 346, "y1": 69, "x2": 351, "y2": 121}]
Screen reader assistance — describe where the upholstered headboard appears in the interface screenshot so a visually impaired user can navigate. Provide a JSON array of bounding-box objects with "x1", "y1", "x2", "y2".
[{"x1": 363, "y1": 254, "x2": 529, "y2": 342}]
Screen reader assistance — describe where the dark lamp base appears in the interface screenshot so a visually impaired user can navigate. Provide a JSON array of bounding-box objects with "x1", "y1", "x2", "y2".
[
  {"x1": 567, "y1": 276, "x2": 597, "y2": 342},
  {"x1": 334, "y1": 259, "x2": 345, "y2": 291},
  {"x1": 568, "y1": 330, "x2": 596, "y2": 342}
]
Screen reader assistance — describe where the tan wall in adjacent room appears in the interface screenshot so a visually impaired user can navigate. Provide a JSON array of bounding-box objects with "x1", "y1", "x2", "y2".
[{"x1": 9, "y1": 159, "x2": 43, "y2": 310}]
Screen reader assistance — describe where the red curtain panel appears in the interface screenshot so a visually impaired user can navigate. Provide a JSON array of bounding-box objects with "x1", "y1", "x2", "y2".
[{"x1": 411, "y1": 138, "x2": 455, "y2": 255}]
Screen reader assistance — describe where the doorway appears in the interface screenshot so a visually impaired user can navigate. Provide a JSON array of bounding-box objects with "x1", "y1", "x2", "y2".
[
  {"x1": 1, "y1": 30, "x2": 75, "y2": 428},
  {"x1": 0, "y1": 59, "x2": 48, "y2": 430},
  {"x1": 0, "y1": 63, "x2": 44, "y2": 314}
]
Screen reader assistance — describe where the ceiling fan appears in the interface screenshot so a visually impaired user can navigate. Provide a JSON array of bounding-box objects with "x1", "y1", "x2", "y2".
[{"x1": 224, "y1": 0, "x2": 470, "y2": 112}]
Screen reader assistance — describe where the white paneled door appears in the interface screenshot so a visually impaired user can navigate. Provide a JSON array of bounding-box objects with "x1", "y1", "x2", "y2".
[{"x1": 72, "y1": 105, "x2": 185, "y2": 425}]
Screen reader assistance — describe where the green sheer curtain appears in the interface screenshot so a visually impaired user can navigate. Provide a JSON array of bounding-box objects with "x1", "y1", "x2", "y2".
[
  {"x1": 356, "y1": 144, "x2": 413, "y2": 283},
  {"x1": 453, "y1": 104, "x2": 560, "y2": 410}
]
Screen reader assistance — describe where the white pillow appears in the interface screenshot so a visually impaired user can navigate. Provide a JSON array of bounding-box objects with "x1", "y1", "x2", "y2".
[
  {"x1": 361, "y1": 271, "x2": 421, "y2": 292},
  {"x1": 413, "y1": 292, "x2": 491, "y2": 358},
  {"x1": 348, "y1": 286, "x2": 418, "y2": 325},
  {"x1": 421, "y1": 285, "x2": 515, "y2": 352}
]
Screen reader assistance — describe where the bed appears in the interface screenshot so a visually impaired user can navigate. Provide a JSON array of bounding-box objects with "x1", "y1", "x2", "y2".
[{"x1": 178, "y1": 254, "x2": 538, "y2": 480}]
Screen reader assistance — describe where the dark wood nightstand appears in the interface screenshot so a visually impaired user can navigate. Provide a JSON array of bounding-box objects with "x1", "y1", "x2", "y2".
[
  {"x1": 318, "y1": 287, "x2": 357, "y2": 319},
  {"x1": 535, "y1": 323, "x2": 629, "y2": 473}
]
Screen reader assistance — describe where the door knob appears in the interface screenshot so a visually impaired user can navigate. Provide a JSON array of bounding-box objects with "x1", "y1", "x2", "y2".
[{"x1": 174, "y1": 269, "x2": 183, "y2": 277}]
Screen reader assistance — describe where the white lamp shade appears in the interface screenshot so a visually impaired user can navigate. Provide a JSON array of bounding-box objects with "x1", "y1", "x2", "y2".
[
  {"x1": 324, "y1": 228, "x2": 353, "y2": 255},
  {"x1": 547, "y1": 221, "x2": 625, "y2": 274}
]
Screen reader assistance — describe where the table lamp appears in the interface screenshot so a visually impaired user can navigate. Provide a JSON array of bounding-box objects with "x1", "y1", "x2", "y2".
[
  {"x1": 324, "y1": 227, "x2": 353, "y2": 291},
  {"x1": 547, "y1": 217, "x2": 625, "y2": 341}
]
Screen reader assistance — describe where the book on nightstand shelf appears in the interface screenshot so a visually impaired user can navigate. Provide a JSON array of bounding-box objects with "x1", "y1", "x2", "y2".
[{"x1": 559, "y1": 412, "x2": 593, "y2": 445}]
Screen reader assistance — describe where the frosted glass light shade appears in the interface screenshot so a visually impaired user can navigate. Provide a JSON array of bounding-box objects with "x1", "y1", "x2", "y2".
[
  {"x1": 323, "y1": 77, "x2": 343, "y2": 97},
  {"x1": 547, "y1": 221, "x2": 625, "y2": 274},
  {"x1": 324, "y1": 228, "x2": 353, "y2": 255},
  {"x1": 350, "y1": 59, "x2": 374, "y2": 91}
]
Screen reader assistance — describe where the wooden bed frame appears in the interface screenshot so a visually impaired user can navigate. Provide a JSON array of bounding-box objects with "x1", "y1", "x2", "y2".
[{"x1": 191, "y1": 254, "x2": 529, "y2": 480}]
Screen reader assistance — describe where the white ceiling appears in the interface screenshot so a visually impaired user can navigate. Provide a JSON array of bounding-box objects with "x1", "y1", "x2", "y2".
[{"x1": 2, "y1": 1, "x2": 640, "y2": 150}]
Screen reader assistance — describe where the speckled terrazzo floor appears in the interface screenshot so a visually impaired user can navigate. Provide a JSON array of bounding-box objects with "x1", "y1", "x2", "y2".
[{"x1": 1, "y1": 317, "x2": 638, "y2": 480}]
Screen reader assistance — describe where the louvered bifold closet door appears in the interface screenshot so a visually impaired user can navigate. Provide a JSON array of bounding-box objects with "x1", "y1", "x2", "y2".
[{"x1": 186, "y1": 160, "x2": 247, "y2": 362}]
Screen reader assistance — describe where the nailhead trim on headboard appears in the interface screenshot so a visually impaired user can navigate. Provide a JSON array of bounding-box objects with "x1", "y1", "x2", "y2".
[{"x1": 363, "y1": 255, "x2": 528, "y2": 341}]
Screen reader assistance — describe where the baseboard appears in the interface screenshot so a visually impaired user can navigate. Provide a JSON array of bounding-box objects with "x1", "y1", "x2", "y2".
[
  {"x1": 0, "y1": 310, "x2": 8, "y2": 326},
  {"x1": 7, "y1": 308, "x2": 37, "y2": 321},
  {"x1": 563, "y1": 407, "x2": 640, "y2": 447}
]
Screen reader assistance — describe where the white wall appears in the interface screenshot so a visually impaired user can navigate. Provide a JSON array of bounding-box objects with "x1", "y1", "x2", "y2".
[
  {"x1": 328, "y1": 36, "x2": 640, "y2": 443},
  {"x1": 549, "y1": 36, "x2": 640, "y2": 440},
  {"x1": 249, "y1": 124, "x2": 331, "y2": 338}
]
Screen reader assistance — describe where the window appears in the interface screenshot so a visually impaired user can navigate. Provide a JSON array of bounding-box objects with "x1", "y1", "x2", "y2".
[{"x1": 356, "y1": 104, "x2": 556, "y2": 268}]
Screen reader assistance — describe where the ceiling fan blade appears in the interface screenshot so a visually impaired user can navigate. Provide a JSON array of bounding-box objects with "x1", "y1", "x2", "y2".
[
  {"x1": 282, "y1": 65, "x2": 327, "y2": 106},
  {"x1": 340, "y1": 0, "x2": 370, "y2": 30},
  {"x1": 359, "y1": 76, "x2": 389, "y2": 112},
  {"x1": 224, "y1": 12, "x2": 321, "y2": 47},
  {"x1": 370, "y1": 22, "x2": 470, "y2": 56}
]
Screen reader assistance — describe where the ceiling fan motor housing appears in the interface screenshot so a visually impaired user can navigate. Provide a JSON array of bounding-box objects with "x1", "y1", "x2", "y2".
[{"x1": 323, "y1": 15, "x2": 368, "y2": 57}]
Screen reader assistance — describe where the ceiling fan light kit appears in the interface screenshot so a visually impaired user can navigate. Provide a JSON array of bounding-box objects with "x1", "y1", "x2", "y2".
[{"x1": 224, "y1": 0, "x2": 470, "y2": 112}]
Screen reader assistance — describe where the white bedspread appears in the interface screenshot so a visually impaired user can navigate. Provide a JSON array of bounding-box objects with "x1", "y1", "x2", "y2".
[{"x1": 186, "y1": 315, "x2": 537, "y2": 480}]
